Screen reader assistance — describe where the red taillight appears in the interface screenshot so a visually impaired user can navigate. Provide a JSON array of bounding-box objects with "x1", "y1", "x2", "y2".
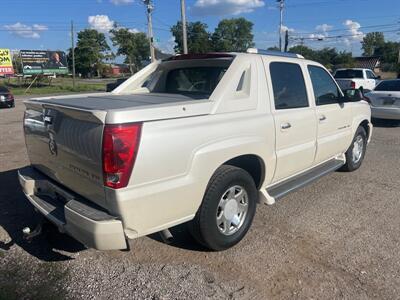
[
  {"x1": 350, "y1": 81, "x2": 356, "y2": 89},
  {"x1": 102, "y1": 123, "x2": 142, "y2": 189}
]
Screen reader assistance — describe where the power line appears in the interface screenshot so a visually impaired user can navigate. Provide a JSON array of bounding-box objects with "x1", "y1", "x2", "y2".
[
  {"x1": 291, "y1": 22, "x2": 400, "y2": 37},
  {"x1": 286, "y1": 14, "x2": 400, "y2": 25},
  {"x1": 290, "y1": 29, "x2": 400, "y2": 42}
]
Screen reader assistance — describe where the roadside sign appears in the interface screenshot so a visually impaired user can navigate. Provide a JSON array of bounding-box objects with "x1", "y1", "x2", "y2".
[
  {"x1": 20, "y1": 50, "x2": 68, "y2": 75},
  {"x1": 0, "y1": 49, "x2": 14, "y2": 76}
]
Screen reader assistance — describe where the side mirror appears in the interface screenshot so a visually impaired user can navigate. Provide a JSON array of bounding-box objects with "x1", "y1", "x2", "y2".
[
  {"x1": 375, "y1": 75, "x2": 381, "y2": 80},
  {"x1": 343, "y1": 88, "x2": 364, "y2": 102}
]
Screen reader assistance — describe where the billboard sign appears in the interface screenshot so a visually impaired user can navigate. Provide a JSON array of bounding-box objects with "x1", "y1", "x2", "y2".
[
  {"x1": 20, "y1": 50, "x2": 68, "y2": 75},
  {"x1": 0, "y1": 49, "x2": 14, "y2": 76}
]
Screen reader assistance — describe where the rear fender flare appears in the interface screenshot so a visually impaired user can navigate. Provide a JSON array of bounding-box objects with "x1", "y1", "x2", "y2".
[{"x1": 188, "y1": 135, "x2": 273, "y2": 212}]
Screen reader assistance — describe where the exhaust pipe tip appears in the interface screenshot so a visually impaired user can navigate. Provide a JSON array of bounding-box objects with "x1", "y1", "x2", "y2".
[{"x1": 159, "y1": 229, "x2": 173, "y2": 244}]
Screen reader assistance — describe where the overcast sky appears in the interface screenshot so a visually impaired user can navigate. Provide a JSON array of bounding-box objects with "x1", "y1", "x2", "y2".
[{"x1": 1, "y1": 0, "x2": 399, "y2": 57}]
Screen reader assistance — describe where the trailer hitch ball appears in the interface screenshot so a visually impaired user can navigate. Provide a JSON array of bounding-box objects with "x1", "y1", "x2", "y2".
[
  {"x1": 22, "y1": 227, "x2": 31, "y2": 235},
  {"x1": 22, "y1": 223, "x2": 43, "y2": 241}
]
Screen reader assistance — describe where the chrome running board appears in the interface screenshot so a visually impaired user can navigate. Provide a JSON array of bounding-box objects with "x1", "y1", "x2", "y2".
[{"x1": 267, "y1": 158, "x2": 345, "y2": 201}]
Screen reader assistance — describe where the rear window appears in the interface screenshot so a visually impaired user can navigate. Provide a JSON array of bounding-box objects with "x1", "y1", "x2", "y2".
[
  {"x1": 374, "y1": 80, "x2": 400, "y2": 91},
  {"x1": 165, "y1": 67, "x2": 227, "y2": 96},
  {"x1": 334, "y1": 69, "x2": 363, "y2": 79}
]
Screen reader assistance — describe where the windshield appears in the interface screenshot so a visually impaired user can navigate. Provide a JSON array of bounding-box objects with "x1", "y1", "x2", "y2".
[
  {"x1": 334, "y1": 69, "x2": 363, "y2": 79},
  {"x1": 374, "y1": 80, "x2": 400, "y2": 92}
]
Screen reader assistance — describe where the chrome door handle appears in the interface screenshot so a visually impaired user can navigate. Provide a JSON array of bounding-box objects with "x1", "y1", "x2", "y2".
[
  {"x1": 319, "y1": 115, "x2": 327, "y2": 121},
  {"x1": 281, "y1": 122, "x2": 291, "y2": 130}
]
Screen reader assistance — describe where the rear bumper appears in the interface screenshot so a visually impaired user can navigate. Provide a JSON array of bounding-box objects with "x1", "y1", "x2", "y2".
[
  {"x1": 18, "y1": 166, "x2": 127, "y2": 250},
  {"x1": 371, "y1": 107, "x2": 400, "y2": 120}
]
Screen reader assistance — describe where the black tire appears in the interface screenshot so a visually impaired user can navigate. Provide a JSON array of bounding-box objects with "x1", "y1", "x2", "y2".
[
  {"x1": 341, "y1": 126, "x2": 367, "y2": 172},
  {"x1": 189, "y1": 165, "x2": 258, "y2": 251}
]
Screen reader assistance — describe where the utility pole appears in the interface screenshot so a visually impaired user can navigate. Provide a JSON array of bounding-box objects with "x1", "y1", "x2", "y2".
[
  {"x1": 277, "y1": 0, "x2": 284, "y2": 52},
  {"x1": 284, "y1": 30, "x2": 289, "y2": 52},
  {"x1": 180, "y1": 0, "x2": 188, "y2": 54},
  {"x1": 397, "y1": 47, "x2": 400, "y2": 64},
  {"x1": 143, "y1": 0, "x2": 156, "y2": 62},
  {"x1": 71, "y1": 20, "x2": 76, "y2": 89}
]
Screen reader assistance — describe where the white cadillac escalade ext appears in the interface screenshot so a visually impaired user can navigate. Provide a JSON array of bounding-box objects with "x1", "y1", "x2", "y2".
[{"x1": 19, "y1": 49, "x2": 372, "y2": 251}]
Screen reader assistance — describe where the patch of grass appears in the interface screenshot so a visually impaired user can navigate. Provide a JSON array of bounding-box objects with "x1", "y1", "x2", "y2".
[
  {"x1": 10, "y1": 83, "x2": 106, "y2": 96},
  {"x1": 0, "y1": 77, "x2": 110, "y2": 96}
]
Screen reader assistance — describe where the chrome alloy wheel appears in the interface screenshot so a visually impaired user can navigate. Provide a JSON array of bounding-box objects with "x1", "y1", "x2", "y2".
[
  {"x1": 352, "y1": 135, "x2": 364, "y2": 164},
  {"x1": 216, "y1": 185, "x2": 249, "y2": 236}
]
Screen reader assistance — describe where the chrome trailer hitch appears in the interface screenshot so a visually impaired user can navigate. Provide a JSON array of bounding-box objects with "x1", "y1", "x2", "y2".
[{"x1": 22, "y1": 217, "x2": 45, "y2": 241}]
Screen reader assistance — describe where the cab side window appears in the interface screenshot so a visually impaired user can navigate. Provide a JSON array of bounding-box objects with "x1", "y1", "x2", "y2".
[
  {"x1": 366, "y1": 70, "x2": 376, "y2": 79},
  {"x1": 308, "y1": 65, "x2": 340, "y2": 106},
  {"x1": 270, "y1": 62, "x2": 309, "y2": 110}
]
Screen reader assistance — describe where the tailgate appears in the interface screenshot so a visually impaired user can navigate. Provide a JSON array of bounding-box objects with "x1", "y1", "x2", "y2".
[
  {"x1": 23, "y1": 100, "x2": 108, "y2": 207},
  {"x1": 335, "y1": 79, "x2": 352, "y2": 90}
]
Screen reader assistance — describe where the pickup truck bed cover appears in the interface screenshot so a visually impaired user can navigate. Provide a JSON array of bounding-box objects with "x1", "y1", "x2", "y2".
[{"x1": 31, "y1": 93, "x2": 206, "y2": 111}]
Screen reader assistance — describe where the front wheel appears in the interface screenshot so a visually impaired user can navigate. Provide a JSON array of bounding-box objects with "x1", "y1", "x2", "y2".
[
  {"x1": 341, "y1": 126, "x2": 367, "y2": 172},
  {"x1": 189, "y1": 165, "x2": 257, "y2": 251}
]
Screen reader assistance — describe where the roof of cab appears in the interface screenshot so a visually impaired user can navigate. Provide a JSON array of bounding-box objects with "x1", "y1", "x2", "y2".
[{"x1": 164, "y1": 48, "x2": 305, "y2": 62}]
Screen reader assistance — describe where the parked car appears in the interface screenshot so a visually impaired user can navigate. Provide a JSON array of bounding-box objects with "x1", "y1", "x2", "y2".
[
  {"x1": 106, "y1": 78, "x2": 128, "y2": 92},
  {"x1": 0, "y1": 86, "x2": 14, "y2": 108},
  {"x1": 19, "y1": 49, "x2": 372, "y2": 251},
  {"x1": 334, "y1": 68, "x2": 380, "y2": 93},
  {"x1": 365, "y1": 79, "x2": 400, "y2": 120}
]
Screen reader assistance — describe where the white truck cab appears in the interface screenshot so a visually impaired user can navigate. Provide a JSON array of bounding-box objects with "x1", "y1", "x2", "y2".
[{"x1": 19, "y1": 49, "x2": 372, "y2": 251}]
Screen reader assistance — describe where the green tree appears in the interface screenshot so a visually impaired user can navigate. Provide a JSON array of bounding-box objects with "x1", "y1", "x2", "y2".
[
  {"x1": 361, "y1": 32, "x2": 400, "y2": 71},
  {"x1": 314, "y1": 48, "x2": 338, "y2": 68},
  {"x1": 374, "y1": 41, "x2": 399, "y2": 63},
  {"x1": 375, "y1": 41, "x2": 400, "y2": 71},
  {"x1": 332, "y1": 51, "x2": 355, "y2": 68},
  {"x1": 289, "y1": 46, "x2": 354, "y2": 69},
  {"x1": 362, "y1": 32, "x2": 385, "y2": 56},
  {"x1": 171, "y1": 21, "x2": 211, "y2": 54},
  {"x1": 12, "y1": 53, "x2": 23, "y2": 74},
  {"x1": 68, "y1": 29, "x2": 111, "y2": 77},
  {"x1": 212, "y1": 18, "x2": 254, "y2": 52},
  {"x1": 289, "y1": 45, "x2": 317, "y2": 60},
  {"x1": 110, "y1": 27, "x2": 149, "y2": 73}
]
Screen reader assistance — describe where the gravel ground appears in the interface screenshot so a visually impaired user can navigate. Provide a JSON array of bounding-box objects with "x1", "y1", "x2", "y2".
[{"x1": 0, "y1": 95, "x2": 399, "y2": 300}]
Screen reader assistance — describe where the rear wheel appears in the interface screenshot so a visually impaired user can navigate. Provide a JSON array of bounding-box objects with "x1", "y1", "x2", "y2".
[
  {"x1": 189, "y1": 165, "x2": 257, "y2": 251},
  {"x1": 341, "y1": 126, "x2": 367, "y2": 172}
]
